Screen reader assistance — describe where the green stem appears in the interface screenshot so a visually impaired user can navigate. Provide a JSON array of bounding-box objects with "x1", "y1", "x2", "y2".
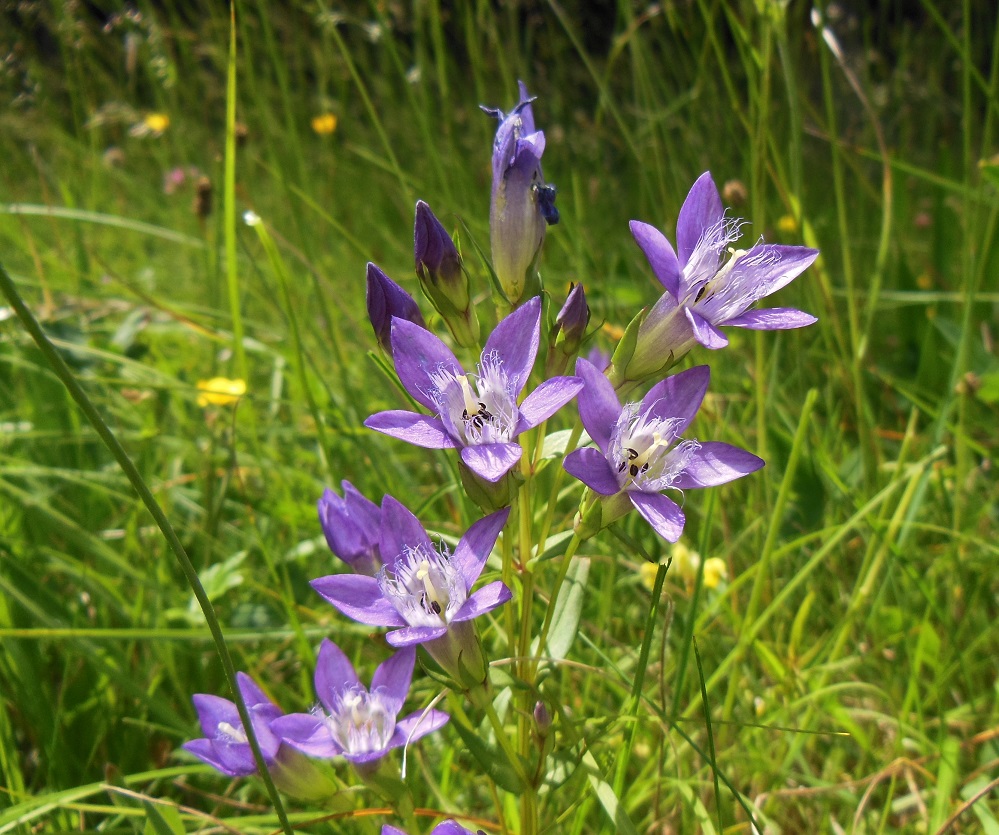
[
  {"x1": 611, "y1": 561, "x2": 668, "y2": 799},
  {"x1": 0, "y1": 262, "x2": 295, "y2": 835},
  {"x1": 531, "y1": 531, "x2": 582, "y2": 677}
]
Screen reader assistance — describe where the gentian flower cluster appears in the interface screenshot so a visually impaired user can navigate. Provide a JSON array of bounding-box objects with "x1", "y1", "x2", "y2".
[{"x1": 181, "y1": 79, "x2": 818, "y2": 834}]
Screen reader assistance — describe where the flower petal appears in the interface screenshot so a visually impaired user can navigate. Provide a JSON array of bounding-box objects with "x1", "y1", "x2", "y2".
[
  {"x1": 685, "y1": 307, "x2": 729, "y2": 349},
  {"x1": 452, "y1": 507, "x2": 511, "y2": 590},
  {"x1": 182, "y1": 738, "x2": 246, "y2": 776},
  {"x1": 365, "y1": 410, "x2": 457, "y2": 449},
  {"x1": 271, "y1": 713, "x2": 341, "y2": 759},
  {"x1": 314, "y1": 639, "x2": 360, "y2": 712},
  {"x1": 563, "y1": 447, "x2": 622, "y2": 496},
  {"x1": 639, "y1": 365, "x2": 710, "y2": 436},
  {"x1": 379, "y1": 496, "x2": 433, "y2": 571},
  {"x1": 671, "y1": 441, "x2": 764, "y2": 489},
  {"x1": 390, "y1": 317, "x2": 463, "y2": 411},
  {"x1": 676, "y1": 172, "x2": 723, "y2": 266},
  {"x1": 730, "y1": 244, "x2": 819, "y2": 298},
  {"x1": 391, "y1": 708, "x2": 450, "y2": 748},
  {"x1": 630, "y1": 220, "x2": 681, "y2": 298},
  {"x1": 370, "y1": 646, "x2": 416, "y2": 711},
  {"x1": 461, "y1": 442, "x2": 522, "y2": 482},
  {"x1": 518, "y1": 375, "x2": 584, "y2": 430},
  {"x1": 386, "y1": 624, "x2": 449, "y2": 647},
  {"x1": 574, "y1": 358, "x2": 622, "y2": 451},
  {"x1": 629, "y1": 491, "x2": 686, "y2": 542},
  {"x1": 191, "y1": 694, "x2": 240, "y2": 737},
  {"x1": 310, "y1": 574, "x2": 406, "y2": 627},
  {"x1": 451, "y1": 580, "x2": 513, "y2": 622},
  {"x1": 724, "y1": 307, "x2": 818, "y2": 330},
  {"x1": 235, "y1": 673, "x2": 277, "y2": 711},
  {"x1": 483, "y1": 296, "x2": 541, "y2": 394}
]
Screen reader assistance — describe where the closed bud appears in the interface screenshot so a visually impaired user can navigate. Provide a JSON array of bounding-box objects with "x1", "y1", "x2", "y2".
[
  {"x1": 546, "y1": 283, "x2": 589, "y2": 376},
  {"x1": 366, "y1": 263, "x2": 425, "y2": 353},
  {"x1": 413, "y1": 200, "x2": 478, "y2": 347}
]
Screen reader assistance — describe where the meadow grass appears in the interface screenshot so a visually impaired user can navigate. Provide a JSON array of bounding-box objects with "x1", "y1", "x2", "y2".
[{"x1": 1, "y1": 2, "x2": 997, "y2": 833}]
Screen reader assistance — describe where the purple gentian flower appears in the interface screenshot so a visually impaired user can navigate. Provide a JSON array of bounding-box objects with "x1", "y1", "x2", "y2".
[
  {"x1": 272, "y1": 640, "x2": 448, "y2": 768},
  {"x1": 366, "y1": 263, "x2": 425, "y2": 353},
  {"x1": 311, "y1": 500, "x2": 511, "y2": 687},
  {"x1": 318, "y1": 481, "x2": 382, "y2": 575},
  {"x1": 365, "y1": 296, "x2": 583, "y2": 483},
  {"x1": 625, "y1": 171, "x2": 819, "y2": 378},
  {"x1": 183, "y1": 673, "x2": 335, "y2": 800},
  {"x1": 563, "y1": 359, "x2": 764, "y2": 542},
  {"x1": 482, "y1": 81, "x2": 558, "y2": 303},
  {"x1": 383, "y1": 822, "x2": 482, "y2": 835}
]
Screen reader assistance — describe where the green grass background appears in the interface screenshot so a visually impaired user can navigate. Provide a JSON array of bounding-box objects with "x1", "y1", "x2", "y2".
[{"x1": 1, "y1": 1, "x2": 997, "y2": 832}]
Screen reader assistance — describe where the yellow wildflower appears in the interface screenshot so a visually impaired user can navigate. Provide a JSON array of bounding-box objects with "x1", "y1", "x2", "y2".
[
  {"x1": 143, "y1": 112, "x2": 170, "y2": 134},
  {"x1": 672, "y1": 541, "x2": 701, "y2": 584},
  {"x1": 776, "y1": 214, "x2": 798, "y2": 235},
  {"x1": 638, "y1": 561, "x2": 659, "y2": 592},
  {"x1": 311, "y1": 113, "x2": 338, "y2": 135},
  {"x1": 702, "y1": 557, "x2": 728, "y2": 589},
  {"x1": 196, "y1": 377, "x2": 246, "y2": 408}
]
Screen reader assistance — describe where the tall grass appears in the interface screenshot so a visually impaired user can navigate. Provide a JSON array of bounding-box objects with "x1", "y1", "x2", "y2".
[{"x1": 1, "y1": 1, "x2": 997, "y2": 832}]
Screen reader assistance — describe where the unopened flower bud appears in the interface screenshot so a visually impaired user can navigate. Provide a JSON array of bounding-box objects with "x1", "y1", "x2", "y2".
[
  {"x1": 366, "y1": 262, "x2": 425, "y2": 353},
  {"x1": 546, "y1": 283, "x2": 590, "y2": 376},
  {"x1": 413, "y1": 200, "x2": 478, "y2": 347}
]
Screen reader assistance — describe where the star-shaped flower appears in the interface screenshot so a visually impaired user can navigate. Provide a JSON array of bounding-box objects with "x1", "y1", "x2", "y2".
[
  {"x1": 272, "y1": 640, "x2": 448, "y2": 766},
  {"x1": 563, "y1": 359, "x2": 764, "y2": 541},
  {"x1": 365, "y1": 296, "x2": 582, "y2": 483},
  {"x1": 311, "y1": 500, "x2": 510, "y2": 687},
  {"x1": 625, "y1": 172, "x2": 819, "y2": 378}
]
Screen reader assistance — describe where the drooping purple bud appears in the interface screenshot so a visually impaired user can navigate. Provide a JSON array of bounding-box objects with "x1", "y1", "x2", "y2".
[
  {"x1": 546, "y1": 283, "x2": 590, "y2": 376},
  {"x1": 413, "y1": 200, "x2": 478, "y2": 347},
  {"x1": 317, "y1": 481, "x2": 382, "y2": 575},
  {"x1": 366, "y1": 263, "x2": 424, "y2": 353}
]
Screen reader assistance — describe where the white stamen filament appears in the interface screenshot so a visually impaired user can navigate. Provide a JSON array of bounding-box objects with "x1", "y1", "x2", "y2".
[{"x1": 217, "y1": 721, "x2": 248, "y2": 744}]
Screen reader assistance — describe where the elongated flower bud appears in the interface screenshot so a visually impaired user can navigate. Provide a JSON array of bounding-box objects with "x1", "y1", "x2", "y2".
[
  {"x1": 413, "y1": 200, "x2": 478, "y2": 347},
  {"x1": 366, "y1": 263, "x2": 425, "y2": 353}
]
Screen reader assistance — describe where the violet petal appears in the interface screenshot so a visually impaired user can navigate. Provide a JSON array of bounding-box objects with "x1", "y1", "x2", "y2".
[
  {"x1": 563, "y1": 447, "x2": 622, "y2": 496},
  {"x1": 630, "y1": 220, "x2": 681, "y2": 298},
  {"x1": 460, "y1": 442, "x2": 522, "y2": 483},
  {"x1": 391, "y1": 708, "x2": 451, "y2": 748},
  {"x1": 271, "y1": 713, "x2": 341, "y2": 759},
  {"x1": 517, "y1": 375, "x2": 584, "y2": 430},
  {"x1": 724, "y1": 307, "x2": 818, "y2": 330},
  {"x1": 629, "y1": 491, "x2": 686, "y2": 542},
  {"x1": 676, "y1": 172, "x2": 723, "y2": 266},
  {"x1": 314, "y1": 639, "x2": 360, "y2": 712},
  {"x1": 370, "y1": 646, "x2": 416, "y2": 712},
  {"x1": 379, "y1": 496, "x2": 434, "y2": 572},
  {"x1": 386, "y1": 624, "x2": 449, "y2": 647},
  {"x1": 311, "y1": 574, "x2": 406, "y2": 627},
  {"x1": 365, "y1": 410, "x2": 457, "y2": 449},
  {"x1": 483, "y1": 296, "x2": 541, "y2": 394},
  {"x1": 670, "y1": 441, "x2": 765, "y2": 489},
  {"x1": 574, "y1": 358, "x2": 622, "y2": 452},
  {"x1": 390, "y1": 317, "x2": 463, "y2": 411},
  {"x1": 685, "y1": 307, "x2": 729, "y2": 349},
  {"x1": 639, "y1": 365, "x2": 710, "y2": 436},
  {"x1": 452, "y1": 507, "x2": 511, "y2": 590},
  {"x1": 451, "y1": 580, "x2": 513, "y2": 623}
]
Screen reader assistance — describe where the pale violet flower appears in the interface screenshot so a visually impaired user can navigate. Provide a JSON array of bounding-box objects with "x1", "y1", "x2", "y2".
[
  {"x1": 271, "y1": 640, "x2": 448, "y2": 766},
  {"x1": 564, "y1": 359, "x2": 764, "y2": 542},
  {"x1": 624, "y1": 171, "x2": 819, "y2": 379},
  {"x1": 365, "y1": 297, "x2": 582, "y2": 483},
  {"x1": 311, "y1": 500, "x2": 510, "y2": 687}
]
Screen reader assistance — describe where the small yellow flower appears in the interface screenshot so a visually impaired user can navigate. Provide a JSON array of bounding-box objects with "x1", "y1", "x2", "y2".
[
  {"x1": 196, "y1": 377, "x2": 246, "y2": 408},
  {"x1": 776, "y1": 214, "x2": 798, "y2": 235},
  {"x1": 143, "y1": 112, "x2": 170, "y2": 134},
  {"x1": 311, "y1": 113, "x2": 338, "y2": 135},
  {"x1": 638, "y1": 561, "x2": 660, "y2": 591},
  {"x1": 672, "y1": 541, "x2": 701, "y2": 583},
  {"x1": 702, "y1": 557, "x2": 728, "y2": 590}
]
